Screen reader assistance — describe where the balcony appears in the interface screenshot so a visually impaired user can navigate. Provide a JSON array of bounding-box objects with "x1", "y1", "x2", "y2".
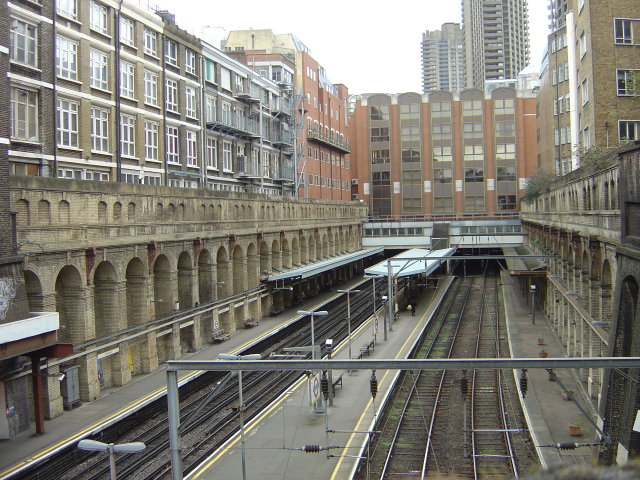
[
  {"x1": 207, "y1": 112, "x2": 260, "y2": 138},
  {"x1": 235, "y1": 156, "x2": 261, "y2": 178},
  {"x1": 272, "y1": 127, "x2": 293, "y2": 148},
  {"x1": 234, "y1": 82, "x2": 260, "y2": 102},
  {"x1": 273, "y1": 96, "x2": 292, "y2": 117},
  {"x1": 307, "y1": 128, "x2": 351, "y2": 154}
]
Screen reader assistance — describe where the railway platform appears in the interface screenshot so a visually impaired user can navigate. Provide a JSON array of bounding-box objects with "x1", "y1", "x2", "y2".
[{"x1": 0, "y1": 273, "x2": 599, "y2": 479}]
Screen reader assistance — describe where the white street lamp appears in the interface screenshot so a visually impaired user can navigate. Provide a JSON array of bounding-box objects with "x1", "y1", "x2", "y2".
[
  {"x1": 77, "y1": 439, "x2": 146, "y2": 480},
  {"x1": 337, "y1": 289, "x2": 361, "y2": 359},
  {"x1": 217, "y1": 353, "x2": 262, "y2": 480},
  {"x1": 297, "y1": 310, "x2": 328, "y2": 360}
]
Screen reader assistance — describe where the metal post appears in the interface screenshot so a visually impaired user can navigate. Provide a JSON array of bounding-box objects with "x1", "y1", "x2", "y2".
[
  {"x1": 167, "y1": 370, "x2": 183, "y2": 480},
  {"x1": 337, "y1": 289, "x2": 361, "y2": 360},
  {"x1": 238, "y1": 370, "x2": 247, "y2": 480},
  {"x1": 310, "y1": 313, "x2": 316, "y2": 360},
  {"x1": 530, "y1": 284, "x2": 537, "y2": 325},
  {"x1": 108, "y1": 446, "x2": 117, "y2": 480},
  {"x1": 387, "y1": 260, "x2": 394, "y2": 332}
]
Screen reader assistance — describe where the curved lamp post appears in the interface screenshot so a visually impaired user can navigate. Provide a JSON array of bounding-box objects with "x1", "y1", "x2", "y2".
[{"x1": 78, "y1": 439, "x2": 146, "y2": 480}]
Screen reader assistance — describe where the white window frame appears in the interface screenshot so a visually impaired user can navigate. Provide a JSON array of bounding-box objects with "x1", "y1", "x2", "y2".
[
  {"x1": 90, "y1": 49, "x2": 108, "y2": 90},
  {"x1": 120, "y1": 61, "x2": 135, "y2": 98},
  {"x1": 90, "y1": 107, "x2": 109, "y2": 153},
  {"x1": 11, "y1": 87, "x2": 38, "y2": 142},
  {"x1": 166, "y1": 126, "x2": 179, "y2": 163},
  {"x1": 185, "y1": 49, "x2": 196, "y2": 75},
  {"x1": 143, "y1": 28, "x2": 157, "y2": 56},
  {"x1": 120, "y1": 114, "x2": 135, "y2": 157},
  {"x1": 222, "y1": 141, "x2": 232, "y2": 171},
  {"x1": 143, "y1": 70, "x2": 157, "y2": 106},
  {"x1": 165, "y1": 39, "x2": 178, "y2": 66},
  {"x1": 185, "y1": 86, "x2": 197, "y2": 118},
  {"x1": 120, "y1": 16, "x2": 135, "y2": 47},
  {"x1": 614, "y1": 18, "x2": 634, "y2": 45},
  {"x1": 57, "y1": 0, "x2": 77, "y2": 20},
  {"x1": 221, "y1": 102, "x2": 231, "y2": 124},
  {"x1": 56, "y1": 36, "x2": 78, "y2": 81},
  {"x1": 11, "y1": 18, "x2": 38, "y2": 67},
  {"x1": 90, "y1": 1, "x2": 108, "y2": 35},
  {"x1": 57, "y1": 98, "x2": 78, "y2": 148},
  {"x1": 205, "y1": 95, "x2": 216, "y2": 123},
  {"x1": 581, "y1": 78, "x2": 589, "y2": 105},
  {"x1": 165, "y1": 78, "x2": 178, "y2": 112},
  {"x1": 579, "y1": 31, "x2": 587, "y2": 58},
  {"x1": 206, "y1": 137, "x2": 217, "y2": 169},
  {"x1": 186, "y1": 131, "x2": 198, "y2": 166},
  {"x1": 617, "y1": 69, "x2": 640, "y2": 96},
  {"x1": 144, "y1": 120, "x2": 159, "y2": 162},
  {"x1": 619, "y1": 120, "x2": 640, "y2": 142}
]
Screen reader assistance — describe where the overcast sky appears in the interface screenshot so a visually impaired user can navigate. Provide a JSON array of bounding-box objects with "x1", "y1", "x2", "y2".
[{"x1": 161, "y1": 0, "x2": 549, "y2": 95}]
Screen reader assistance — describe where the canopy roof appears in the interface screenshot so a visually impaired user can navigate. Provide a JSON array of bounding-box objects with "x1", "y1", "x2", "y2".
[{"x1": 364, "y1": 248, "x2": 456, "y2": 278}]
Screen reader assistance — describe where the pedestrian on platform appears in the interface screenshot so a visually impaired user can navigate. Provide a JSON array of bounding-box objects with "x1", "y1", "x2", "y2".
[
  {"x1": 411, "y1": 302, "x2": 416, "y2": 316},
  {"x1": 407, "y1": 303, "x2": 412, "y2": 315}
]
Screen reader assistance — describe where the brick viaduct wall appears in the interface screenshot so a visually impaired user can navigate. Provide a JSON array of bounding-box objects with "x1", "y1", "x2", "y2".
[{"x1": 9, "y1": 176, "x2": 367, "y2": 415}]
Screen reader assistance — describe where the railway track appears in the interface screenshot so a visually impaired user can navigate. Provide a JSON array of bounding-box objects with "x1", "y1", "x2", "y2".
[{"x1": 356, "y1": 266, "x2": 537, "y2": 479}]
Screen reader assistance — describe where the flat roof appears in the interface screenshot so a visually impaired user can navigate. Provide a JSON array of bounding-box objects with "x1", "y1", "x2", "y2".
[
  {"x1": 503, "y1": 246, "x2": 547, "y2": 275},
  {"x1": 364, "y1": 248, "x2": 456, "y2": 278},
  {"x1": 267, "y1": 247, "x2": 385, "y2": 281}
]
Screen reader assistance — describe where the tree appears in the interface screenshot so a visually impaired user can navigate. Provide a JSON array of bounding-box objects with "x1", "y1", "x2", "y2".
[{"x1": 523, "y1": 170, "x2": 558, "y2": 205}]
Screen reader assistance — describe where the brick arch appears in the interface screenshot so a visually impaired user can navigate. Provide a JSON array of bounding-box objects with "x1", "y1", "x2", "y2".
[
  {"x1": 300, "y1": 235, "x2": 308, "y2": 264},
  {"x1": 177, "y1": 251, "x2": 193, "y2": 311},
  {"x1": 55, "y1": 264, "x2": 87, "y2": 344},
  {"x1": 197, "y1": 249, "x2": 213, "y2": 304},
  {"x1": 321, "y1": 233, "x2": 328, "y2": 259},
  {"x1": 125, "y1": 257, "x2": 146, "y2": 329},
  {"x1": 24, "y1": 269, "x2": 43, "y2": 311},
  {"x1": 37, "y1": 199, "x2": 51, "y2": 225},
  {"x1": 271, "y1": 239, "x2": 281, "y2": 271},
  {"x1": 153, "y1": 254, "x2": 173, "y2": 317},
  {"x1": 281, "y1": 238, "x2": 291, "y2": 269},
  {"x1": 246, "y1": 242, "x2": 259, "y2": 288},
  {"x1": 14, "y1": 199, "x2": 29, "y2": 227},
  {"x1": 291, "y1": 235, "x2": 300, "y2": 266},
  {"x1": 113, "y1": 202, "x2": 122, "y2": 222},
  {"x1": 58, "y1": 200, "x2": 70, "y2": 225},
  {"x1": 231, "y1": 244, "x2": 245, "y2": 294},
  {"x1": 308, "y1": 233, "x2": 316, "y2": 262},
  {"x1": 259, "y1": 241, "x2": 269, "y2": 276},
  {"x1": 216, "y1": 246, "x2": 229, "y2": 299}
]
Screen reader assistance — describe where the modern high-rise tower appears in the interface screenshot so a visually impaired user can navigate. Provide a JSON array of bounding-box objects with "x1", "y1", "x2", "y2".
[
  {"x1": 421, "y1": 23, "x2": 466, "y2": 93},
  {"x1": 462, "y1": 0, "x2": 531, "y2": 89}
]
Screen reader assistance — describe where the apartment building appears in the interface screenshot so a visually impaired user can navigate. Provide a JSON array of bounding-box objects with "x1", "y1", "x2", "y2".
[
  {"x1": 538, "y1": 0, "x2": 640, "y2": 175},
  {"x1": 421, "y1": 23, "x2": 466, "y2": 93},
  {"x1": 225, "y1": 29, "x2": 353, "y2": 201},
  {"x1": 351, "y1": 89, "x2": 537, "y2": 217},
  {"x1": 5, "y1": 1, "x2": 295, "y2": 194},
  {"x1": 462, "y1": 0, "x2": 530, "y2": 89}
]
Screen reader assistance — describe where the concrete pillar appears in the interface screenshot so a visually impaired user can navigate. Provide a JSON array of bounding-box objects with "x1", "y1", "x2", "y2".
[
  {"x1": 43, "y1": 364, "x2": 63, "y2": 419},
  {"x1": 78, "y1": 353, "x2": 100, "y2": 402},
  {"x1": 233, "y1": 257, "x2": 247, "y2": 295},
  {"x1": 178, "y1": 265, "x2": 197, "y2": 310},
  {"x1": 111, "y1": 343, "x2": 132, "y2": 387},
  {"x1": 139, "y1": 331, "x2": 158, "y2": 373},
  {"x1": 272, "y1": 250, "x2": 282, "y2": 272},
  {"x1": 167, "y1": 323, "x2": 181, "y2": 360},
  {"x1": 246, "y1": 254, "x2": 260, "y2": 290}
]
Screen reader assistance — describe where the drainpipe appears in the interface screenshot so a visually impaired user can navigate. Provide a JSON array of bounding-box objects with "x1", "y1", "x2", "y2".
[
  {"x1": 114, "y1": 0, "x2": 124, "y2": 182},
  {"x1": 161, "y1": 33, "x2": 169, "y2": 186},
  {"x1": 51, "y1": 1, "x2": 58, "y2": 177}
]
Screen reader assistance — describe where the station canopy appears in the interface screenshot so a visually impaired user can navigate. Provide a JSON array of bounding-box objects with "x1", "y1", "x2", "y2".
[
  {"x1": 267, "y1": 247, "x2": 385, "y2": 281},
  {"x1": 364, "y1": 248, "x2": 456, "y2": 278}
]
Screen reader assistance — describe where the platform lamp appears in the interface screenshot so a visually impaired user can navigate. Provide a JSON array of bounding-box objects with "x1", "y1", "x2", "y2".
[
  {"x1": 78, "y1": 439, "x2": 145, "y2": 480},
  {"x1": 336, "y1": 288, "x2": 361, "y2": 359},
  {"x1": 217, "y1": 353, "x2": 262, "y2": 480}
]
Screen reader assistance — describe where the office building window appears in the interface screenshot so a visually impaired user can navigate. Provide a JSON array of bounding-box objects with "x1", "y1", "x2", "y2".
[
  {"x1": 56, "y1": 36, "x2": 77, "y2": 81},
  {"x1": 463, "y1": 145, "x2": 483, "y2": 161},
  {"x1": 145, "y1": 121, "x2": 158, "y2": 161},
  {"x1": 463, "y1": 122, "x2": 483, "y2": 139},
  {"x1": 581, "y1": 78, "x2": 589, "y2": 105},
  {"x1": 57, "y1": 99, "x2": 78, "y2": 148},
  {"x1": 370, "y1": 105, "x2": 389, "y2": 121},
  {"x1": 432, "y1": 124, "x2": 452, "y2": 140},
  {"x1": 617, "y1": 69, "x2": 640, "y2": 96},
  {"x1": 496, "y1": 166, "x2": 516, "y2": 181},
  {"x1": 401, "y1": 148, "x2": 420, "y2": 163},
  {"x1": 579, "y1": 31, "x2": 587, "y2": 58},
  {"x1": 143, "y1": 28, "x2": 157, "y2": 56},
  {"x1": 166, "y1": 126, "x2": 179, "y2": 163},
  {"x1": 433, "y1": 146, "x2": 452, "y2": 162},
  {"x1": 11, "y1": 88, "x2": 38, "y2": 141},
  {"x1": 464, "y1": 168, "x2": 484, "y2": 183},
  {"x1": 90, "y1": 49, "x2": 108, "y2": 90},
  {"x1": 497, "y1": 195, "x2": 517, "y2": 210},
  {"x1": 462, "y1": 100, "x2": 482, "y2": 116},
  {"x1": 434, "y1": 168, "x2": 452, "y2": 184},
  {"x1": 165, "y1": 78, "x2": 178, "y2": 112},
  {"x1": 222, "y1": 141, "x2": 232, "y2": 171},
  {"x1": 120, "y1": 61, "x2": 135, "y2": 98},
  {"x1": 90, "y1": 1, "x2": 108, "y2": 34},
  {"x1": 120, "y1": 16, "x2": 134, "y2": 46},
  {"x1": 57, "y1": 0, "x2": 77, "y2": 19},
  {"x1": 186, "y1": 131, "x2": 198, "y2": 166},
  {"x1": 496, "y1": 121, "x2": 515, "y2": 137},
  {"x1": 144, "y1": 70, "x2": 157, "y2": 105},
  {"x1": 431, "y1": 102, "x2": 451, "y2": 118},
  {"x1": 165, "y1": 39, "x2": 178, "y2": 66},
  {"x1": 205, "y1": 59, "x2": 216, "y2": 83},
  {"x1": 494, "y1": 98, "x2": 515, "y2": 114},
  {"x1": 433, "y1": 197, "x2": 453, "y2": 212},
  {"x1": 120, "y1": 115, "x2": 135, "y2": 157},
  {"x1": 370, "y1": 127, "x2": 389, "y2": 142},
  {"x1": 615, "y1": 19, "x2": 633, "y2": 44},
  {"x1": 496, "y1": 143, "x2": 516, "y2": 160},
  {"x1": 11, "y1": 18, "x2": 37, "y2": 67},
  {"x1": 464, "y1": 196, "x2": 485, "y2": 211},
  {"x1": 400, "y1": 103, "x2": 419, "y2": 119},
  {"x1": 185, "y1": 49, "x2": 196, "y2": 75},
  {"x1": 619, "y1": 120, "x2": 640, "y2": 142},
  {"x1": 90, "y1": 107, "x2": 109, "y2": 152},
  {"x1": 186, "y1": 86, "x2": 197, "y2": 118},
  {"x1": 205, "y1": 96, "x2": 216, "y2": 122},
  {"x1": 206, "y1": 137, "x2": 217, "y2": 169}
]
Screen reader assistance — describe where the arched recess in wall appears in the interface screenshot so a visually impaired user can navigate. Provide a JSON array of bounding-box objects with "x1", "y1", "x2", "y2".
[
  {"x1": 580, "y1": 250, "x2": 590, "y2": 308},
  {"x1": 216, "y1": 246, "x2": 229, "y2": 299},
  {"x1": 177, "y1": 251, "x2": 193, "y2": 311},
  {"x1": 308, "y1": 234, "x2": 316, "y2": 262},
  {"x1": 602, "y1": 259, "x2": 613, "y2": 325},
  {"x1": 153, "y1": 255, "x2": 173, "y2": 318},
  {"x1": 198, "y1": 249, "x2": 213, "y2": 304},
  {"x1": 55, "y1": 265, "x2": 86, "y2": 344},
  {"x1": 125, "y1": 257, "x2": 147, "y2": 329},
  {"x1": 24, "y1": 270, "x2": 43, "y2": 311},
  {"x1": 37, "y1": 199, "x2": 51, "y2": 226},
  {"x1": 271, "y1": 240, "x2": 281, "y2": 271},
  {"x1": 300, "y1": 235, "x2": 308, "y2": 264},
  {"x1": 259, "y1": 241, "x2": 269, "y2": 276},
  {"x1": 292, "y1": 236, "x2": 300, "y2": 266},
  {"x1": 321, "y1": 233, "x2": 328, "y2": 259},
  {"x1": 590, "y1": 255, "x2": 602, "y2": 320},
  {"x1": 14, "y1": 199, "x2": 29, "y2": 227},
  {"x1": 603, "y1": 276, "x2": 639, "y2": 463},
  {"x1": 231, "y1": 245, "x2": 244, "y2": 294},
  {"x1": 246, "y1": 243, "x2": 258, "y2": 289},
  {"x1": 281, "y1": 238, "x2": 291, "y2": 269},
  {"x1": 94, "y1": 261, "x2": 120, "y2": 340},
  {"x1": 58, "y1": 200, "x2": 70, "y2": 225}
]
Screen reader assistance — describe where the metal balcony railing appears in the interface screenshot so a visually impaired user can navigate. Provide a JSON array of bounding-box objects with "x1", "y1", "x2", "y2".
[{"x1": 307, "y1": 128, "x2": 351, "y2": 153}]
